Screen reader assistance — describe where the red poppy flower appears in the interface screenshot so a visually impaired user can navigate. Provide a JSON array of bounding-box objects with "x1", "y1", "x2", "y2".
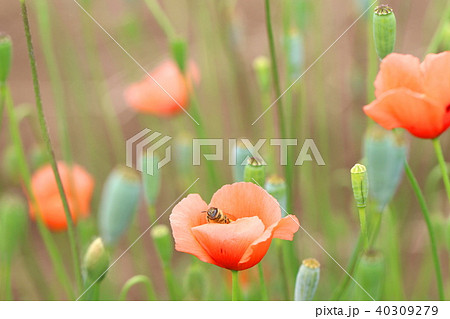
[
  {"x1": 363, "y1": 52, "x2": 450, "y2": 139},
  {"x1": 124, "y1": 59, "x2": 200, "y2": 116},
  {"x1": 170, "y1": 182, "x2": 300, "y2": 271},
  {"x1": 28, "y1": 162, "x2": 95, "y2": 231}
]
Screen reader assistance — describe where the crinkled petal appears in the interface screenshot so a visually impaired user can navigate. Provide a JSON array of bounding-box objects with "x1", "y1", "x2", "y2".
[{"x1": 421, "y1": 51, "x2": 450, "y2": 107}]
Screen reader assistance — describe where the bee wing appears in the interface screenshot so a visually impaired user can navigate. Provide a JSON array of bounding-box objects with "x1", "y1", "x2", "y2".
[{"x1": 226, "y1": 212, "x2": 237, "y2": 222}]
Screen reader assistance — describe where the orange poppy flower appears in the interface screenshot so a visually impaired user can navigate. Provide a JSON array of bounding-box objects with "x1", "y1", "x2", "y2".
[
  {"x1": 364, "y1": 52, "x2": 450, "y2": 139},
  {"x1": 124, "y1": 59, "x2": 200, "y2": 116},
  {"x1": 28, "y1": 162, "x2": 95, "y2": 231},
  {"x1": 170, "y1": 182, "x2": 300, "y2": 271}
]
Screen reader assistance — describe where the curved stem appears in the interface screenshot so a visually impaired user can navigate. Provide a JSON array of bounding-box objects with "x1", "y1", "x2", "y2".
[
  {"x1": 258, "y1": 263, "x2": 269, "y2": 301},
  {"x1": 20, "y1": 0, "x2": 82, "y2": 293},
  {"x1": 119, "y1": 275, "x2": 156, "y2": 301},
  {"x1": 404, "y1": 160, "x2": 445, "y2": 300},
  {"x1": 432, "y1": 138, "x2": 450, "y2": 204},
  {"x1": 231, "y1": 270, "x2": 240, "y2": 301},
  {"x1": 144, "y1": 0, "x2": 177, "y2": 40}
]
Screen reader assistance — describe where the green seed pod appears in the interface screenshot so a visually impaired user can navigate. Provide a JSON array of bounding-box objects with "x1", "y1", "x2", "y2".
[
  {"x1": 350, "y1": 164, "x2": 369, "y2": 208},
  {"x1": 141, "y1": 154, "x2": 161, "y2": 206},
  {"x1": 284, "y1": 28, "x2": 305, "y2": 81},
  {"x1": 244, "y1": 157, "x2": 266, "y2": 187},
  {"x1": 83, "y1": 237, "x2": 109, "y2": 283},
  {"x1": 0, "y1": 34, "x2": 12, "y2": 84},
  {"x1": 294, "y1": 258, "x2": 320, "y2": 301},
  {"x1": 99, "y1": 166, "x2": 141, "y2": 246},
  {"x1": 0, "y1": 194, "x2": 28, "y2": 262},
  {"x1": 264, "y1": 174, "x2": 287, "y2": 216},
  {"x1": 170, "y1": 37, "x2": 188, "y2": 74},
  {"x1": 184, "y1": 263, "x2": 207, "y2": 300},
  {"x1": 231, "y1": 140, "x2": 252, "y2": 182},
  {"x1": 364, "y1": 126, "x2": 408, "y2": 211},
  {"x1": 151, "y1": 224, "x2": 173, "y2": 267},
  {"x1": 253, "y1": 56, "x2": 271, "y2": 93},
  {"x1": 351, "y1": 250, "x2": 384, "y2": 301},
  {"x1": 373, "y1": 4, "x2": 396, "y2": 60}
]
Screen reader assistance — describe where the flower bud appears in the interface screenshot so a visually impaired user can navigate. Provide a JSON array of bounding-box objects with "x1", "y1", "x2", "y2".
[
  {"x1": 350, "y1": 164, "x2": 369, "y2": 208},
  {"x1": 373, "y1": 4, "x2": 396, "y2": 60},
  {"x1": 151, "y1": 224, "x2": 173, "y2": 267},
  {"x1": 244, "y1": 157, "x2": 265, "y2": 187},
  {"x1": 264, "y1": 174, "x2": 287, "y2": 216},
  {"x1": 0, "y1": 34, "x2": 12, "y2": 84},
  {"x1": 0, "y1": 194, "x2": 28, "y2": 262},
  {"x1": 363, "y1": 126, "x2": 407, "y2": 211},
  {"x1": 231, "y1": 140, "x2": 252, "y2": 182},
  {"x1": 294, "y1": 258, "x2": 320, "y2": 301},
  {"x1": 83, "y1": 237, "x2": 109, "y2": 283},
  {"x1": 253, "y1": 56, "x2": 271, "y2": 93},
  {"x1": 141, "y1": 154, "x2": 161, "y2": 206},
  {"x1": 2, "y1": 145, "x2": 21, "y2": 184},
  {"x1": 284, "y1": 28, "x2": 305, "y2": 81},
  {"x1": 351, "y1": 250, "x2": 384, "y2": 300},
  {"x1": 170, "y1": 38, "x2": 188, "y2": 74},
  {"x1": 184, "y1": 263, "x2": 207, "y2": 300},
  {"x1": 99, "y1": 166, "x2": 141, "y2": 246}
]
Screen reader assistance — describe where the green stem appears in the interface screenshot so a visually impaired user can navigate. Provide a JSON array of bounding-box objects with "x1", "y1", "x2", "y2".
[
  {"x1": 147, "y1": 205, "x2": 157, "y2": 223},
  {"x1": 432, "y1": 138, "x2": 450, "y2": 204},
  {"x1": 163, "y1": 264, "x2": 179, "y2": 300},
  {"x1": 4, "y1": 86, "x2": 74, "y2": 299},
  {"x1": 231, "y1": 270, "x2": 240, "y2": 301},
  {"x1": 20, "y1": 0, "x2": 83, "y2": 294},
  {"x1": 0, "y1": 260, "x2": 12, "y2": 300},
  {"x1": 258, "y1": 263, "x2": 269, "y2": 301},
  {"x1": 144, "y1": 0, "x2": 177, "y2": 40},
  {"x1": 404, "y1": 160, "x2": 445, "y2": 300},
  {"x1": 358, "y1": 207, "x2": 369, "y2": 249},
  {"x1": 426, "y1": 1, "x2": 450, "y2": 54},
  {"x1": 119, "y1": 275, "x2": 156, "y2": 301},
  {"x1": 0, "y1": 83, "x2": 5, "y2": 134}
]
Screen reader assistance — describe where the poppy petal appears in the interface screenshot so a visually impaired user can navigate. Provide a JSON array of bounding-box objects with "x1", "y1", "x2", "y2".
[
  {"x1": 364, "y1": 88, "x2": 445, "y2": 139},
  {"x1": 238, "y1": 215, "x2": 300, "y2": 270},
  {"x1": 209, "y1": 182, "x2": 281, "y2": 228},
  {"x1": 375, "y1": 53, "x2": 423, "y2": 98},
  {"x1": 421, "y1": 51, "x2": 450, "y2": 107},
  {"x1": 191, "y1": 216, "x2": 265, "y2": 270},
  {"x1": 169, "y1": 194, "x2": 215, "y2": 264}
]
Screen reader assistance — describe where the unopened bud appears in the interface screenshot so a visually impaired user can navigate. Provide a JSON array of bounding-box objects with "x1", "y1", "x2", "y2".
[
  {"x1": 184, "y1": 263, "x2": 207, "y2": 300},
  {"x1": 294, "y1": 258, "x2": 320, "y2": 301},
  {"x1": 231, "y1": 140, "x2": 252, "y2": 182},
  {"x1": 351, "y1": 250, "x2": 384, "y2": 300},
  {"x1": 351, "y1": 164, "x2": 369, "y2": 208},
  {"x1": 0, "y1": 34, "x2": 12, "y2": 84},
  {"x1": 373, "y1": 5, "x2": 396, "y2": 60},
  {"x1": 141, "y1": 154, "x2": 161, "y2": 206},
  {"x1": 244, "y1": 157, "x2": 265, "y2": 187},
  {"x1": 151, "y1": 224, "x2": 173, "y2": 267},
  {"x1": 264, "y1": 174, "x2": 287, "y2": 216},
  {"x1": 99, "y1": 166, "x2": 141, "y2": 246},
  {"x1": 83, "y1": 237, "x2": 109, "y2": 283}
]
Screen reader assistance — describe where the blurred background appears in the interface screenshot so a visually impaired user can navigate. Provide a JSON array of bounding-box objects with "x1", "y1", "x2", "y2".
[{"x1": 0, "y1": 0, "x2": 449, "y2": 300}]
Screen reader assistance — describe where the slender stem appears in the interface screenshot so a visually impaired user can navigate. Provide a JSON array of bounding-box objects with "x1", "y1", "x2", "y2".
[
  {"x1": 4, "y1": 86, "x2": 74, "y2": 299},
  {"x1": 0, "y1": 260, "x2": 12, "y2": 300},
  {"x1": 426, "y1": 1, "x2": 450, "y2": 54},
  {"x1": 144, "y1": 0, "x2": 177, "y2": 40},
  {"x1": 0, "y1": 83, "x2": 5, "y2": 134},
  {"x1": 20, "y1": 0, "x2": 82, "y2": 294},
  {"x1": 231, "y1": 270, "x2": 240, "y2": 301},
  {"x1": 432, "y1": 138, "x2": 450, "y2": 204},
  {"x1": 147, "y1": 205, "x2": 157, "y2": 223},
  {"x1": 404, "y1": 160, "x2": 445, "y2": 300},
  {"x1": 358, "y1": 207, "x2": 369, "y2": 249},
  {"x1": 264, "y1": 0, "x2": 292, "y2": 212},
  {"x1": 163, "y1": 265, "x2": 179, "y2": 300},
  {"x1": 119, "y1": 275, "x2": 157, "y2": 301},
  {"x1": 258, "y1": 263, "x2": 269, "y2": 301}
]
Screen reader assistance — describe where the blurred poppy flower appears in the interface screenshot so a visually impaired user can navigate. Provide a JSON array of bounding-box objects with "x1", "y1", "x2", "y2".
[
  {"x1": 170, "y1": 182, "x2": 299, "y2": 271},
  {"x1": 364, "y1": 52, "x2": 450, "y2": 139},
  {"x1": 28, "y1": 162, "x2": 94, "y2": 231},
  {"x1": 124, "y1": 59, "x2": 200, "y2": 116}
]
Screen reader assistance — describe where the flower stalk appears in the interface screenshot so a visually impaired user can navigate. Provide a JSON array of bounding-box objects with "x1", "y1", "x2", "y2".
[{"x1": 432, "y1": 138, "x2": 450, "y2": 205}]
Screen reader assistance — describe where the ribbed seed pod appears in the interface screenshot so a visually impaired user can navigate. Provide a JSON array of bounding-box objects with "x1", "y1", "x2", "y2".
[
  {"x1": 253, "y1": 56, "x2": 271, "y2": 93},
  {"x1": 373, "y1": 4, "x2": 396, "y2": 60},
  {"x1": 244, "y1": 157, "x2": 266, "y2": 187},
  {"x1": 141, "y1": 154, "x2": 161, "y2": 206},
  {"x1": 231, "y1": 141, "x2": 252, "y2": 182},
  {"x1": 294, "y1": 258, "x2": 320, "y2": 301},
  {"x1": 0, "y1": 34, "x2": 12, "y2": 84},
  {"x1": 151, "y1": 224, "x2": 173, "y2": 267},
  {"x1": 264, "y1": 174, "x2": 287, "y2": 216},
  {"x1": 82, "y1": 237, "x2": 109, "y2": 283},
  {"x1": 0, "y1": 194, "x2": 28, "y2": 262},
  {"x1": 350, "y1": 164, "x2": 369, "y2": 208},
  {"x1": 99, "y1": 166, "x2": 141, "y2": 246},
  {"x1": 363, "y1": 126, "x2": 408, "y2": 211},
  {"x1": 351, "y1": 250, "x2": 385, "y2": 301}
]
